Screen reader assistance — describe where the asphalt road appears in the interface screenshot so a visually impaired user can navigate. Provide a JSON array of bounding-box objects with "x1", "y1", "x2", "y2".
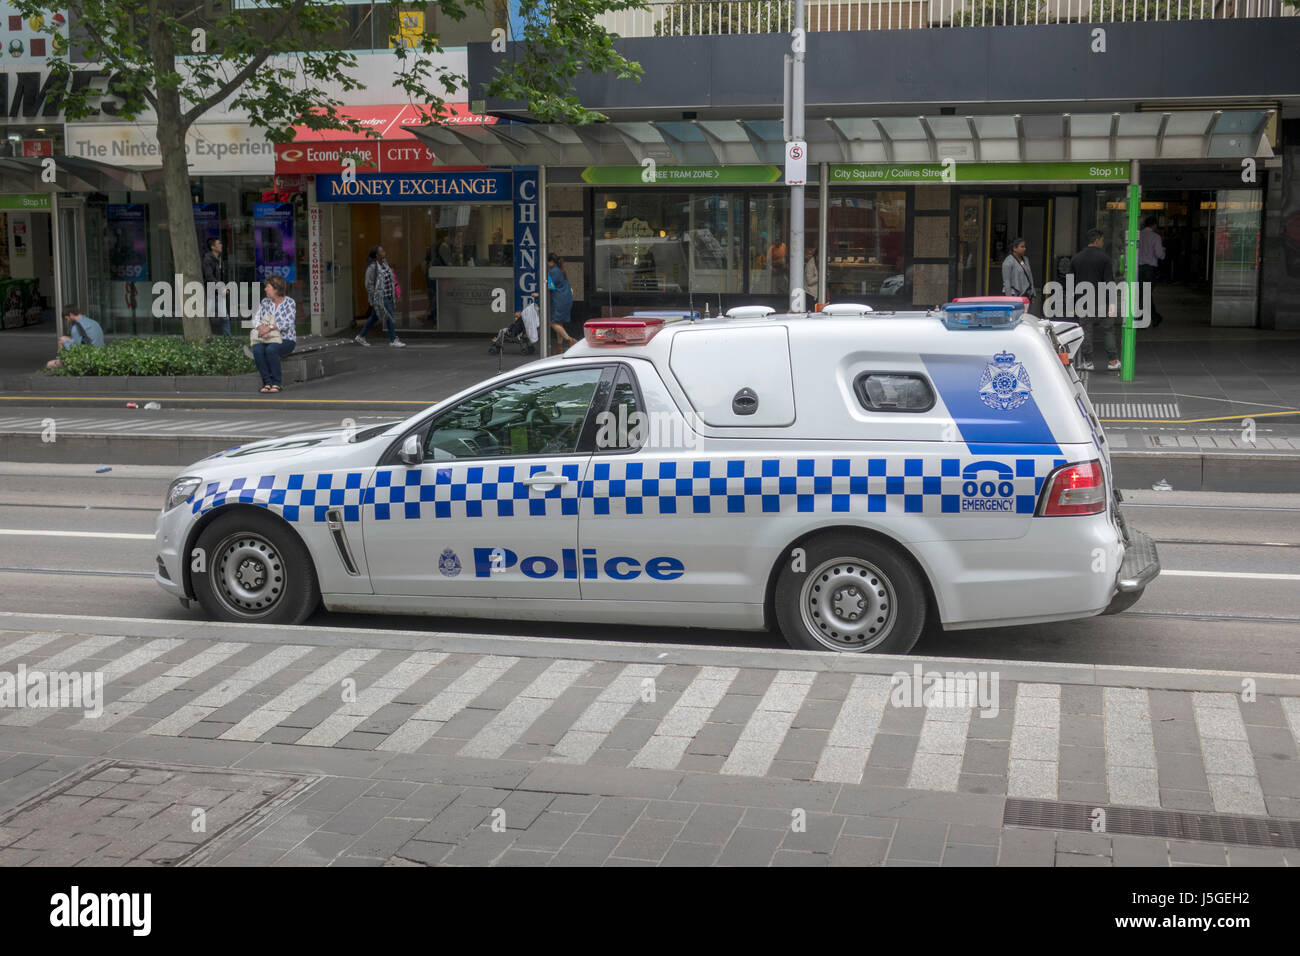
[{"x1": 1, "y1": 462, "x2": 1297, "y2": 673}]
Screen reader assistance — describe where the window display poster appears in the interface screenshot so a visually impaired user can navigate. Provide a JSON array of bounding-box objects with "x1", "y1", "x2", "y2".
[
  {"x1": 106, "y1": 204, "x2": 149, "y2": 281},
  {"x1": 193, "y1": 203, "x2": 221, "y2": 247},
  {"x1": 253, "y1": 202, "x2": 295, "y2": 283}
]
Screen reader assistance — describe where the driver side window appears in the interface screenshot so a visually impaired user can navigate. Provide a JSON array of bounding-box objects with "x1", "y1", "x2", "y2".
[{"x1": 425, "y1": 367, "x2": 604, "y2": 460}]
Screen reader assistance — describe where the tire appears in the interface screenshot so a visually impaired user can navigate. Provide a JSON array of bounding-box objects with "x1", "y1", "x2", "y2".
[
  {"x1": 191, "y1": 510, "x2": 320, "y2": 625},
  {"x1": 774, "y1": 532, "x2": 926, "y2": 654}
]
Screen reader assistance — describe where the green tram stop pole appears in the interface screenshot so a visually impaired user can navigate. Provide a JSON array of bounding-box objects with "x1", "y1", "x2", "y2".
[{"x1": 1122, "y1": 177, "x2": 1140, "y2": 382}]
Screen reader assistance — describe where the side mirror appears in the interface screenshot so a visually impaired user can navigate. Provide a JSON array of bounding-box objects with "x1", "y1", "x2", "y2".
[{"x1": 399, "y1": 433, "x2": 423, "y2": 466}]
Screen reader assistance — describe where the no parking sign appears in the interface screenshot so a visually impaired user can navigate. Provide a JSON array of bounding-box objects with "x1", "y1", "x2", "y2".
[{"x1": 785, "y1": 141, "x2": 807, "y2": 185}]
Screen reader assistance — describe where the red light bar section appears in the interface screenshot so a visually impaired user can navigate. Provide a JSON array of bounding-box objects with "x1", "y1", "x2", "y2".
[{"x1": 583, "y1": 319, "x2": 665, "y2": 347}]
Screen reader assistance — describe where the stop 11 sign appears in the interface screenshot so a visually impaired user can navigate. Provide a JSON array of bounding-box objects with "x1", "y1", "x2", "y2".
[{"x1": 785, "y1": 140, "x2": 807, "y2": 185}]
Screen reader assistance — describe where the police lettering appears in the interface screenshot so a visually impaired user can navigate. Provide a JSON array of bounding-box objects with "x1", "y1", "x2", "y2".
[{"x1": 473, "y1": 547, "x2": 684, "y2": 581}]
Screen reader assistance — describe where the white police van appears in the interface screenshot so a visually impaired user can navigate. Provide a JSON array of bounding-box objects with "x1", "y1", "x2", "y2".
[{"x1": 154, "y1": 298, "x2": 1158, "y2": 654}]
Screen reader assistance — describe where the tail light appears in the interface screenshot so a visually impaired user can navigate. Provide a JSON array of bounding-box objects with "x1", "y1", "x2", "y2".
[
  {"x1": 1037, "y1": 460, "x2": 1106, "y2": 516},
  {"x1": 583, "y1": 319, "x2": 664, "y2": 347}
]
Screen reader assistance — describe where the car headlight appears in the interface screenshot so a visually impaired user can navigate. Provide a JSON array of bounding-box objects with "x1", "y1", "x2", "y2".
[{"x1": 165, "y1": 476, "x2": 203, "y2": 512}]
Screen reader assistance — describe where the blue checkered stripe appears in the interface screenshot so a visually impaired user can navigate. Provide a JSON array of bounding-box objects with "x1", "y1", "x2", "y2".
[
  {"x1": 583, "y1": 456, "x2": 1068, "y2": 517},
  {"x1": 190, "y1": 472, "x2": 367, "y2": 523},
  {"x1": 369, "y1": 463, "x2": 584, "y2": 520}
]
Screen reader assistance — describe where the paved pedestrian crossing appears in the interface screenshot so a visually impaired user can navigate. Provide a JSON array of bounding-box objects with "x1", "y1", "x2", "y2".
[{"x1": 2, "y1": 632, "x2": 1297, "y2": 818}]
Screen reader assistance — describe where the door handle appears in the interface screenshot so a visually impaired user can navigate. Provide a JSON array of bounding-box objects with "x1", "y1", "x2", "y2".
[{"x1": 523, "y1": 473, "x2": 569, "y2": 487}]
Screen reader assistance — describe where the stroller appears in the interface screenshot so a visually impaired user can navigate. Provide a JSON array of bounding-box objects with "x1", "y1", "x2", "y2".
[{"x1": 488, "y1": 300, "x2": 540, "y2": 355}]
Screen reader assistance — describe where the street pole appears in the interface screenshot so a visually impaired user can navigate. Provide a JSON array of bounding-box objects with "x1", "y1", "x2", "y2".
[
  {"x1": 788, "y1": 0, "x2": 805, "y2": 313},
  {"x1": 1122, "y1": 160, "x2": 1139, "y2": 381}
]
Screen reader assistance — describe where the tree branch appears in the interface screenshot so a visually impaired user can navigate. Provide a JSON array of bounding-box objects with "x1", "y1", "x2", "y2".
[{"x1": 181, "y1": 0, "x2": 314, "y2": 127}]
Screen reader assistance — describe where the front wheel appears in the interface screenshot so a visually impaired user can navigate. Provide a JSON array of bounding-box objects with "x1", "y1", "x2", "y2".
[
  {"x1": 774, "y1": 533, "x2": 927, "y2": 654},
  {"x1": 191, "y1": 511, "x2": 320, "y2": 625}
]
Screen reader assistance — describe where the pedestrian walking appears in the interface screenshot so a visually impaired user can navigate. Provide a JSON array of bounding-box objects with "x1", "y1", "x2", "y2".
[
  {"x1": 804, "y1": 244, "x2": 819, "y2": 306},
  {"x1": 1139, "y1": 216, "x2": 1166, "y2": 327},
  {"x1": 547, "y1": 253, "x2": 578, "y2": 351},
  {"x1": 202, "y1": 237, "x2": 229, "y2": 336},
  {"x1": 1069, "y1": 228, "x2": 1120, "y2": 372},
  {"x1": 250, "y1": 276, "x2": 297, "y2": 393},
  {"x1": 355, "y1": 246, "x2": 406, "y2": 348},
  {"x1": 1001, "y1": 237, "x2": 1037, "y2": 311}
]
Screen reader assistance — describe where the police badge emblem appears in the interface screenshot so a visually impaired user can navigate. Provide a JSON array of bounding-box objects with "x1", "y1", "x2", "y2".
[
  {"x1": 978, "y1": 351, "x2": 1033, "y2": 411},
  {"x1": 438, "y1": 548, "x2": 462, "y2": 577}
]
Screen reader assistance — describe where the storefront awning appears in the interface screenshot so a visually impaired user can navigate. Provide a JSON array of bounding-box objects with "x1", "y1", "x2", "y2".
[
  {"x1": 0, "y1": 156, "x2": 155, "y2": 194},
  {"x1": 275, "y1": 103, "x2": 498, "y2": 174},
  {"x1": 408, "y1": 109, "x2": 1275, "y2": 168}
]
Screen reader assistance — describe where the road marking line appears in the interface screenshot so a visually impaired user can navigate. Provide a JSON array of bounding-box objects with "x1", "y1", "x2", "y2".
[
  {"x1": 220, "y1": 647, "x2": 381, "y2": 742},
  {"x1": 630, "y1": 666, "x2": 739, "y2": 771},
  {"x1": 377, "y1": 655, "x2": 521, "y2": 754},
  {"x1": 458, "y1": 659, "x2": 593, "y2": 760},
  {"x1": 1103, "y1": 687, "x2": 1160, "y2": 808},
  {"x1": 143, "y1": 644, "x2": 314, "y2": 737},
  {"x1": 1007, "y1": 682, "x2": 1061, "y2": 801},
  {"x1": 77, "y1": 641, "x2": 249, "y2": 731},
  {"x1": 0, "y1": 529, "x2": 155, "y2": 540},
  {"x1": 1191, "y1": 692, "x2": 1267, "y2": 816},
  {"x1": 295, "y1": 653, "x2": 446, "y2": 748},
  {"x1": 546, "y1": 662, "x2": 664, "y2": 764},
  {"x1": 812, "y1": 674, "x2": 892, "y2": 784},
  {"x1": 721, "y1": 670, "x2": 815, "y2": 777},
  {"x1": 1161, "y1": 569, "x2": 1300, "y2": 582}
]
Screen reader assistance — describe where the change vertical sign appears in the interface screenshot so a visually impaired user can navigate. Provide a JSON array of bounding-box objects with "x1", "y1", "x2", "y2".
[{"x1": 513, "y1": 167, "x2": 539, "y2": 312}]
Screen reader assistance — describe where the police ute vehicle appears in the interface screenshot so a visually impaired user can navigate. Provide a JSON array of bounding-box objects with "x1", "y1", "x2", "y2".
[{"x1": 154, "y1": 297, "x2": 1159, "y2": 654}]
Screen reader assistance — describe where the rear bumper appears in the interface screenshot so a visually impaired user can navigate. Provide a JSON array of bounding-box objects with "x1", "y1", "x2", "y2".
[{"x1": 1117, "y1": 528, "x2": 1160, "y2": 592}]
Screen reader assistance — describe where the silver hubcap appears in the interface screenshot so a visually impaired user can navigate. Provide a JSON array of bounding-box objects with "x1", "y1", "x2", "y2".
[
  {"x1": 212, "y1": 533, "x2": 284, "y2": 616},
  {"x1": 799, "y1": 557, "x2": 897, "y2": 651}
]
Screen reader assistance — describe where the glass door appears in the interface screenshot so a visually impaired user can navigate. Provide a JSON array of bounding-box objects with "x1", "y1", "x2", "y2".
[{"x1": 1210, "y1": 189, "x2": 1263, "y2": 327}]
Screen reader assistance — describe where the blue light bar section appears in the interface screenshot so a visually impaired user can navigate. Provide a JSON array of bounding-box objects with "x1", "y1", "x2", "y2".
[
  {"x1": 940, "y1": 302, "x2": 1024, "y2": 330},
  {"x1": 628, "y1": 311, "x2": 701, "y2": 320}
]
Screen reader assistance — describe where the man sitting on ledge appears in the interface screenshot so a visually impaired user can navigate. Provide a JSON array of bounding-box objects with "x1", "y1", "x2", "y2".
[{"x1": 46, "y1": 305, "x2": 104, "y2": 370}]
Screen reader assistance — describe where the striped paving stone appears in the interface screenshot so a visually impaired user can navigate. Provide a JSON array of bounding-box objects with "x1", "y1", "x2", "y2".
[
  {"x1": 0, "y1": 633, "x2": 61, "y2": 667},
  {"x1": 1007, "y1": 683, "x2": 1061, "y2": 800},
  {"x1": 142, "y1": 644, "x2": 315, "y2": 737},
  {"x1": 1103, "y1": 687, "x2": 1160, "y2": 808},
  {"x1": 75, "y1": 641, "x2": 250, "y2": 731},
  {"x1": 547, "y1": 663, "x2": 665, "y2": 764},
  {"x1": 906, "y1": 696, "x2": 975, "y2": 792},
  {"x1": 295, "y1": 653, "x2": 448, "y2": 748},
  {"x1": 2, "y1": 634, "x2": 132, "y2": 727},
  {"x1": 720, "y1": 670, "x2": 816, "y2": 776},
  {"x1": 377, "y1": 655, "x2": 521, "y2": 754},
  {"x1": 221, "y1": 648, "x2": 382, "y2": 741},
  {"x1": 630, "y1": 666, "x2": 739, "y2": 771},
  {"x1": 1191, "y1": 692, "x2": 1267, "y2": 816},
  {"x1": 458, "y1": 659, "x2": 593, "y2": 760},
  {"x1": 812, "y1": 674, "x2": 892, "y2": 783}
]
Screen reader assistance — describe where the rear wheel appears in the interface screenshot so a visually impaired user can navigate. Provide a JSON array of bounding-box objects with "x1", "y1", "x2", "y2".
[
  {"x1": 191, "y1": 511, "x2": 320, "y2": 625},
  {"x1": 774, "y1": 533, "x2": 926, "y2": 653}
]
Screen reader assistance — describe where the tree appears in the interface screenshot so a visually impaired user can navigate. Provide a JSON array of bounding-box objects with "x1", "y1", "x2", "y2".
[
  {"x1": 483, "y1": 0, "x2": 646, "y2": 124},
  {"x1": 17, "y1": 1, "x2": 640, "y2": 339},
  {"x1": 653, "y1": 0, "x2": 792, "y2": 36}
]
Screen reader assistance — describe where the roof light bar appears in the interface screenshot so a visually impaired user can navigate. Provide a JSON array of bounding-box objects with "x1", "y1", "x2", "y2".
[
  {"x1": 583, "y1": 318, "x2": 665, "y2": 347},
  {"x1": 941, "y1": 300, "x2": 1025, "y2": 330}
]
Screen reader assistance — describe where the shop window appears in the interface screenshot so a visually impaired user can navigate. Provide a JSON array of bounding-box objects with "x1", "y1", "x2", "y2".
[
  {"x1": 826, "y1": 190, "x2": 908, "y2": 303},
  {"x1": 596, "y1": 190, "x2": 717, "y2": 294}
]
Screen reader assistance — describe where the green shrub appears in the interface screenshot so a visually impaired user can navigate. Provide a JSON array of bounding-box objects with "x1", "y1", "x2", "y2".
[{"x1": 53, "y1": 336, "x2": 256, "y2": 377}]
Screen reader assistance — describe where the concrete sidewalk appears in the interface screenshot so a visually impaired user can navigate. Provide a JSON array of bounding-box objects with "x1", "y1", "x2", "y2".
[{"x1": 0, "y1": 612, "x2": 1296, "y2": 867}]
